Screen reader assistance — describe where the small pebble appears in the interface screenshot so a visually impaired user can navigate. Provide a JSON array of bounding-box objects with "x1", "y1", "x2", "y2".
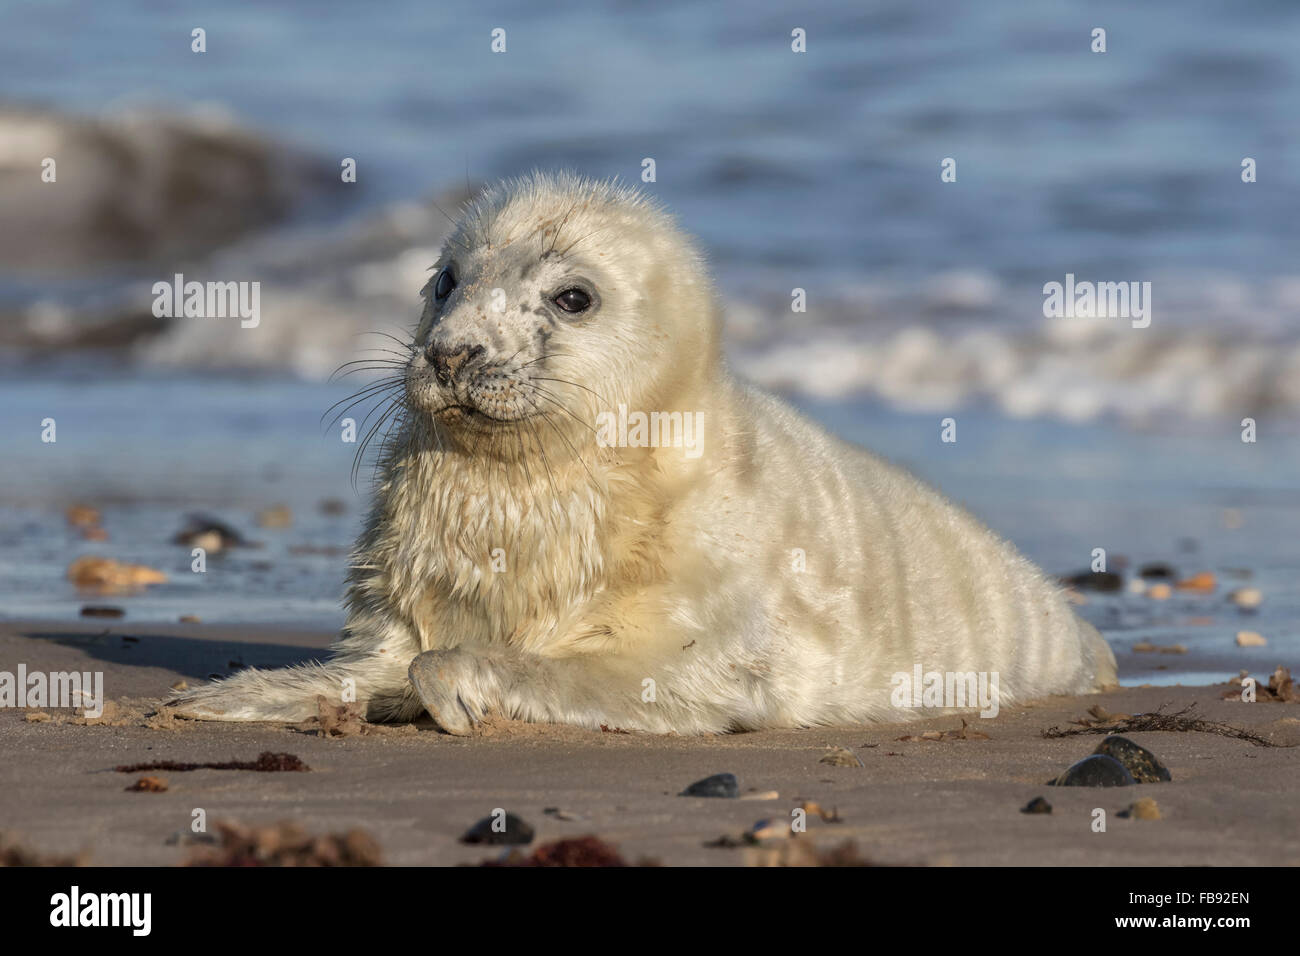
[
  {"x1": 172, "y1": 515, "x2": 248, "y2": 552},
  {"x1": 1021, "y1": 796, "x2": 1052, "y2": 814},
  {"x1": 65, "y1": 504, "x2": 101, "y2": 528},
  {"x1": 1093, "y1": 736, "x2": 1171, "y2": 783},
  {"x1": 542, "y1": 807, "x2": 585, "y2": 822},
  {"x1": 798, "y1": 801, "x2": 842, "y2": 822},
  {"x1": 126, "y1": 776, "x2": 169, "y2": 793},
  {"x1": 1061, "y1": 571, "x2": 1122, "y2": 592},
  {"x1": 704, "y1": 818, "x2": 790, "y2": 849},
  {"x1": 1118, "y1": 797, "x2": 1162, "y2": 820},
  {"x1": 747, "y1": 819, "x2": 788, "y2": 841},
  {"x1": 1147, "y1": 583, "x2": 1173, "y2": 600},
  {"x1": 1137, "y1": 562, "x2": 1176, "y2": 579},
  {"x1": 460, "y1": 813, "x2": 534, "y2": 845},
  {"x1": 68, "y1": 556, "x2": 167, "y2": 593},
  {"x1": 819, "y1": 746, "x2": 863, "y2": 767},
  {"x1": 1052, "y1": 754, "x2": 1136, "y2": 787},
  {"x1": 1132, "y1": 641, "x2": 1186, "y2": 654},
  {"x1": 80, "y1": 605, "x2": 124, "y2": 618},
  {"x1": 702, "y1": 833, "x2": 748, "y2": 848},
  {"x1": 1236, "y1": 630, "x2": 1267, "y2": 647},
  {"x1": 1228, "y1": 587, "x2": 1263, "y2": 610},
  {"x1": 678, "y1": 772, "x2": 739, "y2": 798},
  {"x1": 1175, "y1": 571, "x2": 1216, "y2": 593},
  {"x1": 1127, "y1": 578, "x2": 1148, "y2": 595},
  {"x1": 257, "y1": 505, "x2": 293, "y2": 529}
]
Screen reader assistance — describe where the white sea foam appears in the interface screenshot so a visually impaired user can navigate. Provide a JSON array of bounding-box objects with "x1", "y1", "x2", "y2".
[
  {"x1": 16, "y1": 187, "x2": 1297, "y2": 430},
  {"x1": 733, "y1": 320, "x2": 1300, "y2": 427}
]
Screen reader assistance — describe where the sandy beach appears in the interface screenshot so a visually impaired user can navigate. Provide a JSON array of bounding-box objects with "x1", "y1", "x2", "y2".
[{"x1": 2, "y1": 618, "x2": 1296, "y2": 867}]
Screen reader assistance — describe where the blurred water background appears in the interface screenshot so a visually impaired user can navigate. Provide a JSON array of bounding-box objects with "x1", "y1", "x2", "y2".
[{"x1": 0, "y1": 0, "x2": 1295, "y2": 683}]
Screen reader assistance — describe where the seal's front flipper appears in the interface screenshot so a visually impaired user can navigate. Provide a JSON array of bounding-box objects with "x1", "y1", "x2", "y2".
[{"x1": 408, "y1": 650, "x2": 485, "y2": 736}]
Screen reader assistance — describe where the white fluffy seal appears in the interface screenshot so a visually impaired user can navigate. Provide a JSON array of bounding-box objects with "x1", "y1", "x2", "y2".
[{"x1": 170, "y1": 171, "x2": 1116, "y2": 733}]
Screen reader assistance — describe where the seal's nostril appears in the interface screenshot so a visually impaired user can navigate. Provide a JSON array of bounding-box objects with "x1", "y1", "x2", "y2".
[{"x1": 427, "y1": 343, "x2": 486, "y2": 386}]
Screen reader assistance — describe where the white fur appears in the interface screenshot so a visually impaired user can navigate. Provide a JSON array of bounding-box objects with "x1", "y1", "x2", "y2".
[{"x1": 170, "y1": 172, "x2": 1116, "y2": 733}]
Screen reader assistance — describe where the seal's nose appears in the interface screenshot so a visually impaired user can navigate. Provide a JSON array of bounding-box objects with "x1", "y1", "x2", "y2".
[{"x1": 426, "y1": 343, "x2": 485, "y2": 386}]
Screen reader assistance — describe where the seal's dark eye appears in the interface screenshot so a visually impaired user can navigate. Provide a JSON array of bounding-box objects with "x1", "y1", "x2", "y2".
[
  {"x1": 434, "y1": 268, "x2": 456, "y2": 301},
  {"x1": 553, "y1": 288, "x2": 591, "y2": 314}
]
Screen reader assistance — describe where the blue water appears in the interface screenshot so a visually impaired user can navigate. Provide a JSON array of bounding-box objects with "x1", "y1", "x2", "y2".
[
  {"x1": 3, "y1": 0, "x2": 1298, "y2": 302},
  {"x1": 0, "y1": 372, "x2": 1294, "y2": 688}
]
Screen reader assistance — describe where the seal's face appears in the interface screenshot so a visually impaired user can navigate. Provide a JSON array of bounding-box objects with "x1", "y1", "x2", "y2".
[
  {"x1": 403, "y1": 174, "x2": 718, "y2": 457},
  {"x1": 405, "y1": 238, "x2": 606, "y2": 430}
]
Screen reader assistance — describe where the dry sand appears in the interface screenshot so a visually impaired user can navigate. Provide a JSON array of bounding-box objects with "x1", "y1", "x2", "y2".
[{"x1": 1, "y1": 619, "x2": 1297, "y2": 866}]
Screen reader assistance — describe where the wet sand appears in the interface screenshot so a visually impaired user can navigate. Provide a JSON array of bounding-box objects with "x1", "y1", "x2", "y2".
[{"x1": 1, "y1": 619, "x2": 1297, "y2": 866}]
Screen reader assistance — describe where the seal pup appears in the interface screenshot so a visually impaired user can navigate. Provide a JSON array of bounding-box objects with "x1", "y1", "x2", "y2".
[{"x1": 170, "y1": 171, "x2": 1116, "y2": 733}]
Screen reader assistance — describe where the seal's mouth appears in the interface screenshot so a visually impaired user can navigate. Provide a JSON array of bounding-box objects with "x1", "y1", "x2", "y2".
[
  {"x1": 431, "y1": 403, "x2": 534, "y2": 426},
  {"x1": 404, "y1": 360, "x2": 542, "y2": 429}
]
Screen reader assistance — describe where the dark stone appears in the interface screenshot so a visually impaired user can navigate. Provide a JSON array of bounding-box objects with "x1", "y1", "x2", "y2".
[
  {"x1": 678, "y1": 772, "x2": 740, "y2": 798},
  {"x1": 460, "y1": 813, "x2": 534, "y2": 845},
  {"x1": 1093, "y1": 736, "x2": 1171, "y2": 783},
  {"x1": 1052, "y1": 754, "x2": 1137, "y2": 787},
  {"x1": 80, "y1": 605, "x2": 124, "y2": 618},
  {"x1": 1060, "y1": 570, "x2": 1123, "y2": 592},
  {"x1": 1138, "y1": 562, "x2": 1177, "y2": 579},
  {"x1": 1020, "y1": 796, "x2": 1052, "y2": 814},
  {"x1": 172, "y1": 514, "x2": 249, "y2": 549}
]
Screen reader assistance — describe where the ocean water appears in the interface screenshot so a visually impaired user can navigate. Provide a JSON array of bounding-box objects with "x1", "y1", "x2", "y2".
[
  {"x1": 4, "y1": 0, "x2": 1297, "y2": 290},
  {"x1": 3, "y1": 0, "x2": 1300, "y2": 426},
  {"x1": 0, "y1": 371, "x2": 1294, "y2": 688}
]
